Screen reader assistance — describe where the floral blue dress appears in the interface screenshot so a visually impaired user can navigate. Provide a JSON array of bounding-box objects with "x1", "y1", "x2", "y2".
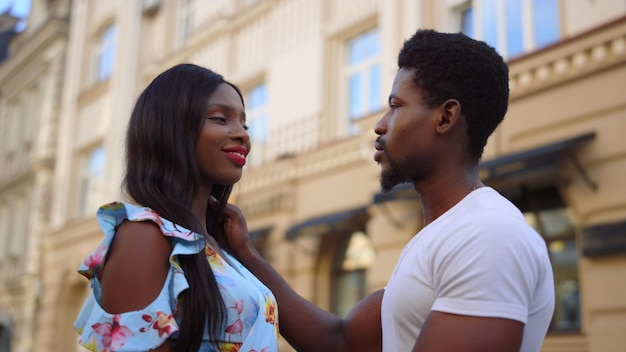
[{"x1": 74, "y1": 202, "x2": 279, "y2": 352}]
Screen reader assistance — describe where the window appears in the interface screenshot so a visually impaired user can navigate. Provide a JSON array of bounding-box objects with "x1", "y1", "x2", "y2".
[
  {"x1": 332, "y1": 231, "x2": 375, "y2": 317},
  {"x1": 346, "y1": 28, "x2": 382, "y2": 133},
  {"x1": 177, "y1": 0, "x2": 194, "y2": 48},
  {"x1": 246, "y1": 84, "x2": 269, "y2": 167},
  {"x1": 458, "y1": 0, "x2": 560, "y2": 59},
  {"x1": 5, "y1": 99, "x2": 19, "y2": 152},
  {"x1": 244, "y1": 0, "x2": 262, "y2": 7},
  {"x1": 0, "y1": 322, "x2": 11, "y2": 352},
  {"x1": 504, "y1": 184, "x2": 581, "y2": 332},
  {"x1": 459, "y1": 4, "x2": 474, "y2": 37},
  {"x1": 0, "y1": 203, "x2": 8, "y2": 263},
  {"x1": 22, "y1": 85, "x2": 40, "y2": 143},
  {"x1": 93, "y1": 23, "x2": 116, "y2": 83},
  {"x1": 9, "y1": 194, "x2": 27, "y2": 258},
  {"x1": 78, "y1": 146, "x2": 106, "y2": 217},
  {"x1": 249, "y1": 228, "x2": 270, "y2": 259}
]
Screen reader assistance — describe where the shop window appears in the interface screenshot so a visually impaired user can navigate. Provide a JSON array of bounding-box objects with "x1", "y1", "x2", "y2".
[
  {"x1": 249, "y1": 227, "x2": 271, "y2": 259},
  {"x1": 332, "y1": 231, "x2": 375, "y2": 317},
  {"x1": 503, "y1": 184, "x2": 581, "y2": 332},
  {"x1": 0, "y1": 323, "x2": 11, "y2": 352}
]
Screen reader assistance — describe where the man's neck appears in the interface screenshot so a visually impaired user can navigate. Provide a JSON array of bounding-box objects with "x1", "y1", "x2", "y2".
[{"x1": 415, "y1": 172, "x2": 483, "y2": 226}]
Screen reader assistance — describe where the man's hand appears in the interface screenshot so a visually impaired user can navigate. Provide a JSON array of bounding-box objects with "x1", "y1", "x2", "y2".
[{"x1": 210, "y1": 196, "x2": 254, "y2": 256}]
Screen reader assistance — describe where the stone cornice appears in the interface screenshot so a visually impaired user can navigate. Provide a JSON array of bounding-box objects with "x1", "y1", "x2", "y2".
[
  {"x1": 239, "y1": 135, "x2": 372, "y2": 193},
  {"x1": 47, "y1": 216, "x2": 101, "y2": 248},
  {"x1": 0, "y1": 18, "x2": 69, "y2": 83},
  {"x1": 509, "y1": 17, "x2": 626, "y2": 100},
  {"x1": 144, "y1": 0, "x2": 275, "y2": 81}
]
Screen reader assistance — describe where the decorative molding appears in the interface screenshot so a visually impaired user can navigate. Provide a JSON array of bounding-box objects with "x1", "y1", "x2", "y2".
[
  {"x1": 239, "y1": 136, "x2": 371, "y2": 193},
  {"x1": 509, "y1": 19, "x2": 626, "y2": 100},
  {"x1": 239, "y1": 191, "x2": 294, "y2": 219}
]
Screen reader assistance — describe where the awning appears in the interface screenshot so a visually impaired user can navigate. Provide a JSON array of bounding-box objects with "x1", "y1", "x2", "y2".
[
  {"x1": 479, "y1": 132, "x2": 596, "y2": 189},
  {"x1": 286, "y1": 206, "x2": 369, "y2": 239}
]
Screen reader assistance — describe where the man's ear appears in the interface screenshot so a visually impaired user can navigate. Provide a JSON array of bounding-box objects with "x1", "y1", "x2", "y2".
[{"x1": 435, "y1": 99, "x2": 462, "y2": 134}]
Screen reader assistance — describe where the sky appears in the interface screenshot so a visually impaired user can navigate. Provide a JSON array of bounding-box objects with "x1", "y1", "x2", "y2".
[{"x1": 0, "y1": 0, "x2": 30, "y2": 31}]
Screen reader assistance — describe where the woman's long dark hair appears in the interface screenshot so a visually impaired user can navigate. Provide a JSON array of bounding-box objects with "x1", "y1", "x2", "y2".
[{"x1": 123, "y1": 63, "x2": 243, "y2": 350}]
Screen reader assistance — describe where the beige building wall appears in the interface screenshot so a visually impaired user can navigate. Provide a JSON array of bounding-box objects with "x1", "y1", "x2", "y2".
[
  {"x1": 0, "y1": 0, "x2": 70, "y2": 351},
  {"x1": 486, "y1": 17, "x2": 626, "y2": 352},
  {"x1": 39, "y1": 1, "x2": 143, "y2": 350},
  {"x1": 0, "y1": 0, "x2": 621, "y2": 351}
]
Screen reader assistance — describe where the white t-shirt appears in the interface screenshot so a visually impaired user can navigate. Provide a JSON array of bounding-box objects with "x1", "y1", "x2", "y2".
[{"x1": 381, "y1": 187, "x2": 554, "y2": 352}]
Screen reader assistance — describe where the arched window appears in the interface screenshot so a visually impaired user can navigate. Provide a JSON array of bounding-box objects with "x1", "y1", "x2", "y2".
[
  {"x1": 0, "y1": 310, "x2": 13, "y2": 352},
  {"x1": 332, "y1": 231, "x2": 375, "y2": 318},
  {"x1": 504, "y1": 183, "x2": 581, "y2": 332},
  {"x1": 0, "y1": 324, "x2": 10, "y2": 352}
]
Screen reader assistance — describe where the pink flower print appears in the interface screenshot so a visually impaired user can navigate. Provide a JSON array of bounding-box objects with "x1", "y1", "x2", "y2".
[
  {"x1": 153, "y1": 311, "x2": 177, "y2": 337},
  {"x1": 133, "y1": 210, "x2": 165, "y2": 228},
  {"x1": 248, "y1": 348, "x2": 269, "y2": 352},
  {"x1": 84, "y1": 245, "x2": 107, "y2": 269},
  {"x1": 225, "y1": 319, "x2": 243, "y2": 335},
  {"x1": 234, "y1": 299, "x2": 244, "y2": 314},
  {"x1": 91, "y1": 314, "x2": 133, "y2": 350}
]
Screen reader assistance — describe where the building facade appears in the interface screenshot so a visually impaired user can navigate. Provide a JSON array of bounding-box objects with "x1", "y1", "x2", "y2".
[
  {"x1": 0, "y1": 0, "x2": 624, "y2": 351},
  {"x1": 0, "y1": 0, "x2": 70, "y2": 351}
]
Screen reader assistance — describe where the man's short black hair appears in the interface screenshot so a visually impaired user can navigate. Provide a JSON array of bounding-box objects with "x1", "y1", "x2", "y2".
[{"x1": 398, "y1": 29, "x2": 509, "y2": 164}]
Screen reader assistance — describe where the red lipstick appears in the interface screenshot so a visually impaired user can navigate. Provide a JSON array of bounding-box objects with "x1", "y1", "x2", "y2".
[{"x1": 223, "y1": 146, "x2": 248, "y2": 167}]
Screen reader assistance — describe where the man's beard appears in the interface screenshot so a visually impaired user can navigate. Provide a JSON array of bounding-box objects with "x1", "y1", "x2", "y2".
[{"x1": 380, "y1": 152, "x2": 412, "y2": 192}]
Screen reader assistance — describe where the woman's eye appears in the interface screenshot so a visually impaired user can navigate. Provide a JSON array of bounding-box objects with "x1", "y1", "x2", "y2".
[
  {"x1": 207, "y1": 116, "x2": 227, "y2": 123},
  {"x1": 242, "y1": 124, "x2": 249, "y2": 131}
]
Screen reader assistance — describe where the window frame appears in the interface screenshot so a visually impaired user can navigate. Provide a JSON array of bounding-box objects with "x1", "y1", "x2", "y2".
[
  {"x1": 455, "y1": 0, "x2": 560, "y2": 60},
  {"x1": 77, "y1": 145, "x2": 106, "y2": 218},
  {"x1": 502, "y1": 183, "x2": 582, "y2": 333},
  {"x1": 343, "y1": 27, "x2": 383, "y2": 134},
  {"x1": 331, "y1": 230, "x2": 375, "y2": 318},
  {"x1": 245, "y1": 83, "x2": 270, "y2": 167},
  {"x1": 92, "y1": 23, "x2": 116, "y2": 84},
  {"x1": 176, "y1": 0, "x2": 195, "y2": 49}
]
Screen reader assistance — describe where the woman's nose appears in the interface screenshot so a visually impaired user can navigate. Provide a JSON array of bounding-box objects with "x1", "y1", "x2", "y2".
[{"x1": 231, "y1": 123, "x2": 250, "y2": 143}]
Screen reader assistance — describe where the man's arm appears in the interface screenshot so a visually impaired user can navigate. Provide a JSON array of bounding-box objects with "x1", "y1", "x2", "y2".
[
  {"x1": 219, "y1": 200, "x2": 382, "y2": 352},
  {"x1": 413, "y1": 311, "x2": 524, "y2": 352}
]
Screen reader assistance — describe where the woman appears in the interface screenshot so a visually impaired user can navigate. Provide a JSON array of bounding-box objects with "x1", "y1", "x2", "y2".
[{"x1": 74, "y1": 64, "x2": 278, "y2": 352}]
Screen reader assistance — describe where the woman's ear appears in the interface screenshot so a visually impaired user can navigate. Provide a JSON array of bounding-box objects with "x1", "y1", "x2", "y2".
[{"x1": 435, "y1": 99, "x2": 462, "y2": 134}]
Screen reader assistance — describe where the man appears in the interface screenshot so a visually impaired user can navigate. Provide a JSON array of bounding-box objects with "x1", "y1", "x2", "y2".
[{"x1": 221, "y1": 29, "x2": 555, "y2": 352}]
